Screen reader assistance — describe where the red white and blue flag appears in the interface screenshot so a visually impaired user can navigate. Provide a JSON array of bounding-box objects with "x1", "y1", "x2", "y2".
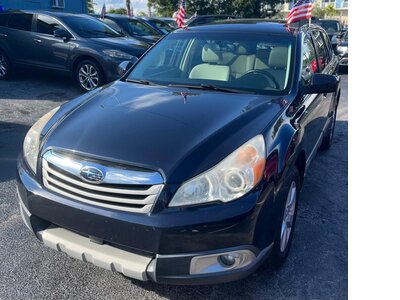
[
  {"x1": 176, "y1": 0, "x2": 185, "y2": 28},
  {"x1": 287, "y1": 0, "x2": 314, "y2": 24}
]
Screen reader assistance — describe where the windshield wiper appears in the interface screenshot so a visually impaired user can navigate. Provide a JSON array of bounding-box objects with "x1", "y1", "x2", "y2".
[
  {"x1": 125, "y1": 79, "x2": 159, "y2": 86},
  {"x1": 168, "y1": 83, "x2": 247, "y2": 94}
]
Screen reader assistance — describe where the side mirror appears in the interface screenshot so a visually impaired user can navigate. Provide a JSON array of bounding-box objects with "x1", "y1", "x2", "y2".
[
  {"x1": 303, "y1": 73, "x2": 339, "y2": 94},
  {"x1": 54, "y1": 28, "x2": 72, "y2": 40},
  {"x1": 117, "y1": 57, "x2": 138, "y2": 77}
]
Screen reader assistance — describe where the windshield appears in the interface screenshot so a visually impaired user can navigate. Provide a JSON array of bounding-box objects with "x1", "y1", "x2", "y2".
[
  {"x1": 148, "y1": 19, "x2": 173, "y2": 34},
  {"x1": 320, "y1": 20, "x2": 340, "y2": 33},
  {"x1": 127, "y1": 31, "x2": 295, "y2": 95},
  {"x1": 125, "y1": 19, "x2": 160, "y2": 36},
  {"x1": 62, "y1": 16, "x2": 122, "y2": 38}
]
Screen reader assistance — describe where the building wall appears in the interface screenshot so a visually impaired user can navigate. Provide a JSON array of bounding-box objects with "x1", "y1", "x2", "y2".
[{"x1": 0, "y1": 0, "x2": 87, "y2": 13}]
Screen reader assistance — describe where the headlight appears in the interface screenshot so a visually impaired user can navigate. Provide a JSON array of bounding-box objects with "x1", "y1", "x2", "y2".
[
  {"x1": 23, "y1": 107, "x2": 59, "y2": 174},
  {"x1": 337, "y1": 46, "x2": 348, "y2": 54},
  {"x1": 169, "y1": 135, "x2": 266, "y2": 207},
  {"x1": 103, "y1": 49, "x2": 133, "y2": 60}
]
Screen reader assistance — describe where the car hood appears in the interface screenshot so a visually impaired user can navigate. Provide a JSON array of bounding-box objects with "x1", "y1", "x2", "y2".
[
  {"x1": 43, "y1": 81, "x2": 285, "y2": 183},
  {"x1": 89, "y1": 37, "x2": 149, "y2": 51}
]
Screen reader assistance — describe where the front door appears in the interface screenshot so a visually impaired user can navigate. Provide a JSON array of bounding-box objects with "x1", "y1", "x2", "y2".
[{"x1": 31, "y1": 14, "x2": 73, "y2": 71}]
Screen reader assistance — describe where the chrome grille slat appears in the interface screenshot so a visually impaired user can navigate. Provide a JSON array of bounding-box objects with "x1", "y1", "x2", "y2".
[
  {"x1": 43, "y1": 161, "x2": 162, "y2": 196},
  {"x1": 41, "y1": 150, "x2": 164, "y2": 213}
]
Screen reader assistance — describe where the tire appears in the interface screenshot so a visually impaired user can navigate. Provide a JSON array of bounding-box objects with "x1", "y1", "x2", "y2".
[
  {"x1": 75, "y1": 59, "x2": 105, "y2": 92},
  {"x1": 0, "y1": 49, "x2": 11, "y2": 79},
  {"x1": 268, "y1": 167, "x2": 300, "y2": 269},
  {"x1": 320, "y1": 103, "x2": 338, "y2": 151}
]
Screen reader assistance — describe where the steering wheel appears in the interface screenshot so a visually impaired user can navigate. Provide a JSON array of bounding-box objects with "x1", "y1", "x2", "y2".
[{"x1": 241, "y1": 69, "x2": 281, "y2": 90}]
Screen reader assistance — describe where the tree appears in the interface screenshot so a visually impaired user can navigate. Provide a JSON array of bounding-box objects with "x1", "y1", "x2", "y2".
[
  {"x1": 108, "y1": 8, "x2": 128, "y2": 15},
  {"x1": 137, "y1": 11, "x2": 148, "y2": 16},
  {"x1": 148, "y1": 0, "x2": 287, "y2": 18},
  {"x1": 87, "y1": 0, "x2": 95, "y2": 13},
  {"x1": 312, "y1": 4, "x2": 325, "y2": 18},
  {"x1": 323, "y1": 4, "x2": 337, "y2": 17}
]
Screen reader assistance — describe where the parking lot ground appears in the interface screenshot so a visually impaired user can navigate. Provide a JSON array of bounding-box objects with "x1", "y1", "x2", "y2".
[{"x1": 0, "y1": 72, "x2": 348, "y2": 300}]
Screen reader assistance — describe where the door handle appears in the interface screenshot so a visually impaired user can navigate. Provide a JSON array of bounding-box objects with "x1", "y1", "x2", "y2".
[
  {"x1": 34, "y1": 38, "x2": 42, "y2": 43},
  {"x1": 0, "y1": 33, "x2": 7, "y2": 37}
]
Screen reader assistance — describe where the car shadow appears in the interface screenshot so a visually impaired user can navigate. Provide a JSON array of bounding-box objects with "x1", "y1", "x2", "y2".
[
  {"x1": 0, "y1": 68, "x2": 82, "y2": 101},
  {"x1": 0, "y1": 121, "x2": 30, "y2": 183}
]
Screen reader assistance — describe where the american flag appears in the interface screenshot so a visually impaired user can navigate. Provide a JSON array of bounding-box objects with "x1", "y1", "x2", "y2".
[
  {"x1": 176, "y1": 0, "x2": 185, "y2": 28},
  {"x1": 287, "y1": 0, "x2": 314, "y2": 24}
]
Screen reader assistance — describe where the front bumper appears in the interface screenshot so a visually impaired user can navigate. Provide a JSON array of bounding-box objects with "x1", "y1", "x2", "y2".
[{"x1": 17, "y1": 157, "x2": 276, "y2": 284}]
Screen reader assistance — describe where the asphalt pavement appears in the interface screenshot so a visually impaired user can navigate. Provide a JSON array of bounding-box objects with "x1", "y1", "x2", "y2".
[{"x1": 0, "y1": 71, "x2": 348, "y2": 300}]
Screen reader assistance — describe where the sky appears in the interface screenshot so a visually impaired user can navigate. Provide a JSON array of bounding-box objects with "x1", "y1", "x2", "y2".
[{"x1": 94, "y1": 0, "x2": 149, "y2": 15}]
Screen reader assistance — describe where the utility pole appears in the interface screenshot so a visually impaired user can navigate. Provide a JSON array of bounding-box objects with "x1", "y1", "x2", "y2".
[{"x1": 126, "y1": 0, "x2": 131, "y2": 16}]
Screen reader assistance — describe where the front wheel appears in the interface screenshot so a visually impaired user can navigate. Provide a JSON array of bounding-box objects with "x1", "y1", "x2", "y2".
[
  {"x1": 75, "y1": 59, "x2": 105, "y2": 91},
  {"x1": 268, "y1": 167, "x2": 300, "y2": 268}
]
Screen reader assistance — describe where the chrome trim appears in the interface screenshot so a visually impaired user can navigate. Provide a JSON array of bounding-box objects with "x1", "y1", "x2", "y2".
[
  {"x1": 43, "y1": 150, "x2": 164, "y2": 185},
  {"x1": 41, "y1": 150, "x2": 164, "y2": 213}
]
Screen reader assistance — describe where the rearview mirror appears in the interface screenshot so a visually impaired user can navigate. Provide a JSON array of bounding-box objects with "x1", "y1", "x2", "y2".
[
  {"x1": 117, "y1": 57, "x2": 139, "y2": 77},
  {"x1": 303, "y1": 74, "x2": 339, "y2": 94},
  {"x1": 54, "y1": 28, "x2": 72, "y2": 40}
]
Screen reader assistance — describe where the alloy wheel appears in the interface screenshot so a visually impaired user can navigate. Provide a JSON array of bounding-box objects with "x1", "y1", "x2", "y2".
[
  {"x1": 0, "y1": 54, "x2": 8, "y2": 78},
  {"x1": 280, "y1": 181, "x2": 297, "y2": 252},
  {"x1": 78, "y1": 64, "x2": 99, "y2": 91}
]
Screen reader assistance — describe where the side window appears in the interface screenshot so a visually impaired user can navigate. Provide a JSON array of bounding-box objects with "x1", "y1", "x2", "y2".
[
  {"x1": 302, "y1": 36, "x2": 317, "y2": 84},
  {"x1": 0, "y1": 14, "x2": 9, "y2": 27},
  {"x1": 311, "y1": 30, "x2": 330, "y2": 71},
  {"x1": 37, "y1": 14, "x2": 63, "y2": 35},
  {"x1": 321, "y1": 31, "x2": 334, "y2": 59},
  {"x1": 8, "y1": 13, "x2": 33, "y2": 31},
  {"x1": 102, "y1": 19, "x2": 122, "y2": 33}
]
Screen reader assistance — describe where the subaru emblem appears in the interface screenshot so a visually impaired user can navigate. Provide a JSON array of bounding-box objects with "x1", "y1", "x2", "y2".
[{"x1": 80, "y1": 166, "x2": 104, "y2": 184}]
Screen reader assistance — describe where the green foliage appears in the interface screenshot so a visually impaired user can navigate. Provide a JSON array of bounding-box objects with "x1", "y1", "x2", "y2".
[
  {"x1": 148, "y1": 0, "x2": 287, "y2": 18},
  {"x1": 108, "y1": 8, "x2": 128, "y2": 15},
  {"x1": 312, "y1": 4, "x2": 325, "y2": 18},
  {"x1": 323, "y1": 4, "x2": 337, "y2": 17},
  {"x1": 87, "y1": 0, "x2": 95, "y2": 13},
  {"x1": 137, "y1": 11, "x2": 148, "y2": 16},
  {"x1": 312, "y1": 3, "x2": 338, "y2": 19}
]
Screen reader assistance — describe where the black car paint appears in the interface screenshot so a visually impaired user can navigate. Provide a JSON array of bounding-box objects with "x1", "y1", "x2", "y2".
[
  {"x1": 0, "y1": 11, "x2": 149, "y2": 82},
  {"x1": 17, "y1": 23, "x2": 340, "y2": 284}
]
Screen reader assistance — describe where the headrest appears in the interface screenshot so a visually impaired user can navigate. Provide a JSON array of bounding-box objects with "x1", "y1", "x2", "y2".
[
  {"x1": 202, "y1": 44, "x2": 221, "y2": 63},
  {"x1": 236, "y1": 45, "x2": 249, "y2": 55},
  {"x1": 268, "y1": 47, "x2": 288, "y2": 69}
]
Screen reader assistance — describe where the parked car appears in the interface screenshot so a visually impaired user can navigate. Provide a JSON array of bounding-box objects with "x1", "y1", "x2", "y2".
[
  {"x1": 186, "y1": 14, "x2": 238, "y2": 27},
  {"x1": 93, "y1": 14, "x2": 162, "y2": 45},
  {"x1": 336, "y1": 30, "x2": 348, "y2": 70},
  {"x1": 159, "y1": 17, "x2": 178, "y2": 29},
  {"x1": 17, "y1": 21, "x2": 340, "y2": 284},
  {"x1": 139, "y1": 17, "x2": 174, "y2": 35},
  {"x1": 0, "y1": 10, "x2": 149, "y2": 91},
  {"x1": 319, "y1": 19, "x2": 344, "y2": 41}
]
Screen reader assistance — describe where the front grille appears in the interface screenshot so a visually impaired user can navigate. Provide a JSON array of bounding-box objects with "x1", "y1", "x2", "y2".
[{"x1": 42, "y1": 150, "x2": 164, "y2": 213}]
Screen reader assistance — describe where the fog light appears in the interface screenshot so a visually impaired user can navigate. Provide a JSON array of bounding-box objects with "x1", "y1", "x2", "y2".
[
  {"x1": 190, "y1": 250, "x2": 256, "y2": 275},
  {"x1": 218, "y1": 254, "x2": 239, "y2": 267}
]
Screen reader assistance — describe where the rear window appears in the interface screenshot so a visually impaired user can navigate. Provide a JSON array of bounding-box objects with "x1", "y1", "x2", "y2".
[
  {"x1": 8, "y1": 13, "x2": 33, "y2": 31},
  {"x1": 0, "y1": 13, "x2": 9, "y2": 27}
]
